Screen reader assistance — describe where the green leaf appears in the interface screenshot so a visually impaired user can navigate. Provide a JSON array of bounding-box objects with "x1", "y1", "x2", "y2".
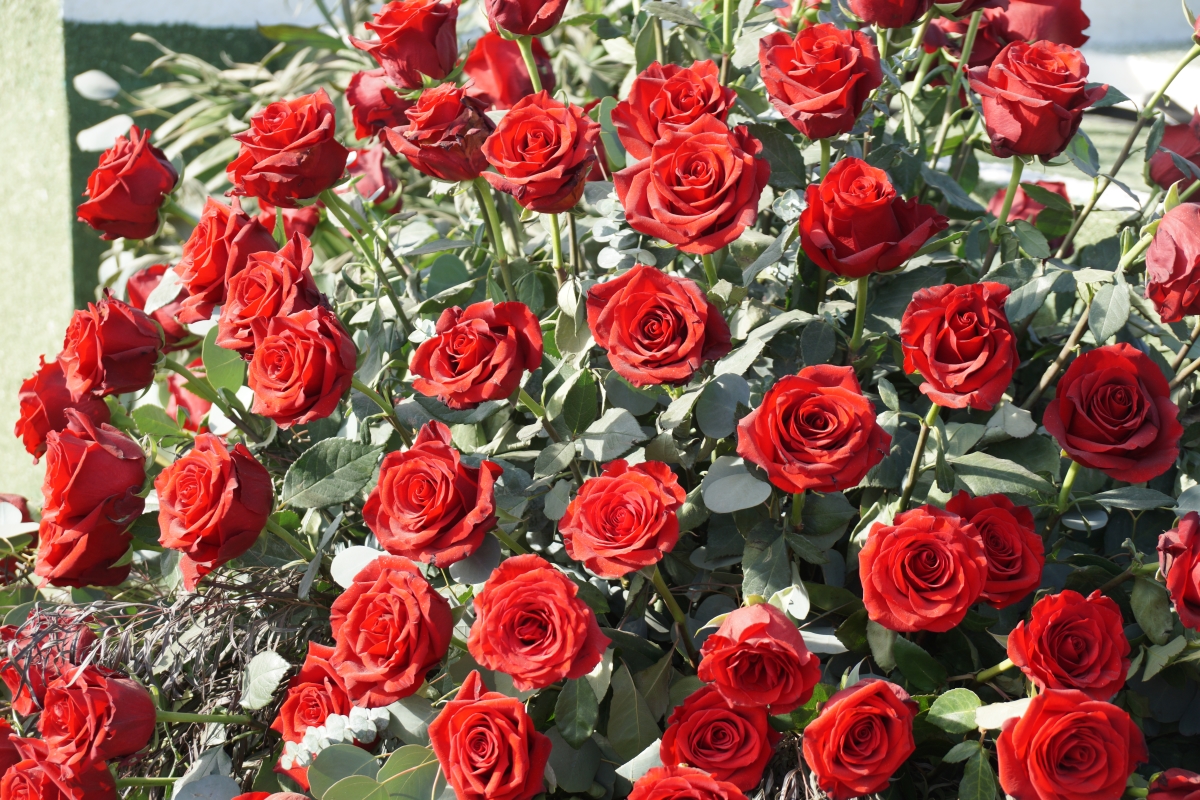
[
  {"x1": 1065, "y1": 131, "x2": 1101, "y2": 177},
  {"x1": 1131, "y1": 576, "x2": 1174, "y2": 646},
  {"x1": 634, "y1": 651, "x2": 675, "y2": 722},
  {"x1": 321, "y1": 776, "x2": 384, "y2": 800},
  {"x1": 1089, "y1": 83, "x2": 1131, "y2": 110},
  {"x1": 1013, "y1": 220, "x2": 1051, "y2": 259},
  {"x1": 546, "y1": 729, "x2": 602, "y2": 793},
  {"x1": 892, "y1": 637, "x2": 948, "y2": 692},
  {"x1": 417, "y1": 279, "x2": 478, "y2": 315},
  {"x1": 577, "y1": 408, "x2": 649, "y2": 461},
  {"x1": 202, "y1": 326, "x2": 245, "y2": 394},
  {"x1": 927, "y1": 688, "x2": 982, "y2": 734},
  {"x1": 742, "y1": 523, "x2": 791, "y2": 599},
  {"x1": 1088, "y1": 283, "x2": 1130, "y2": 343},
  {"x1": 377, "y1": 746, "x2": 445, "y2": 800},
  {"x1": 943, "y1": 741, "x2": 982, "y2": 764},
  {"x1": 643, "y1": 1, "x2": 707, "y2": 26},
  {"x1": 1146, "y1": 114, "x2": 1167, "y2": 161},
  {"x1": 607, "y1": 663, "x2": 660, "y2": 761},
  {"x1": 866, "y1": 620, "x2": 897, "y2": 672},
  {"x1": 695, "y1": 374, "x2": 750, "y2": 439},
  {"x1": 598, "y1": 96, "x2": 627, "y2": 171},
  {"x1": 701, "y1": 456, "x2": 771, "y2": 513},
  {"x1": 803, "y1": 582, "x2": 864, "y2": 614},
  {"x1": 1143, "y1": 635, "x2": 1187, "y2": 681},
  {"x1": 605, "y1": 371, "x2": 660, "y2": 415},
  {"x1": 555, "y1": 679, "x2": 599, "y2": 748},
  {"x1": 562, "y1": 370, "x2": 599, "y2": 435},
  {"x1": 534, "y1": 441, "x2": 576, "y2": 478},
  {"x1": 411, "y1": 395, "x2": 503, "y2": 425},
  {"x1": 745, "y1": 124, "x2": 807, "y2": 190},
  {"x1": 1004, "y1": 270, "x2": 1059, "y2": 321},
  {"x1": 1091, "y1": 487, "x2": 1176, "y2": 510},
  {"x1": 132, "y1": 405, "x2": 186, "y2": 439},
  {"x1": 949, "y1": 452, "x2": 1054, "y2": 496},
  {"x1": 307, "y1": 745, "x2": 378, "y2": 800},
  {"x1": 280, "y1": 438, "x2": 384, "y2": 509},
  {"x1": 257, "y1": 23, "x2": 346, "y2": 50},
  {"x1": 921, "y1": 164, "x2": 984, "y2": 213},
  {"x1": 801, "y1": 321, "x2": 837, "y2": 366},
  {"x1": 239, "y1": 650, "x2": 290, "y2": 710},
  {"x1": 801, "y1": 492, "x2": 857, "y2": 540},
  {"x1": 959, "y1": 751, "x2": 998, "y2": 800},
  {"x1": 1019, "y1": 183, "x2": 1073, "y2": 213},
  {"x1": 876, "y1": 377, "x2": 900, "y2": 412}
]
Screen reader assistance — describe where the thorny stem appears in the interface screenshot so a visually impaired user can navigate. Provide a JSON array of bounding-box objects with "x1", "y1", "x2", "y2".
[
  {"x1": 264, "y1": 517, "x2": 316, "y2": 561},
  {"x1": 351, "y1": 377, "x2": 413, "y2": 447},
  {"x1": 898, "y1": 404, "x2": 940, "y2": 513},
  {"x1": 929, "y1": 9, "x2": 983, "y2": 168},
  {"x1": 651, "y1": 565, "x2": 700, "y2": 667},
  {"x1": 473, "y1": 178, "x2": 516, "y2": 301},
  {"x1": 819, "y1": 139, "x2": 832, "y2": 179},
  {"x1": 516, "y1": 36, "x2": 544, "y2": 93}
]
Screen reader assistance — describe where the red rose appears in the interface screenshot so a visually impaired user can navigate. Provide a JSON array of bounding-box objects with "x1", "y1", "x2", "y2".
[
  {"x1": 628, "y1": 766, "x2": 749, "y2": 800},
  {"x1": 429, "y1": 671, "x2": 551, "y2": 800},
  {"x1": 346, "y1": 69, "x2": 414, "y2": 140},
  {"x1": 126, "y1": 264, "x2": 189, "y2": 349},
  {"x1": 155, "y1": 433, "x2": 274, "y2": 590},
  {"x1": 660, "y1": 684, "x2": 779, "y2": 791},
  {"x1": 926, "y1": 9, "x2": 1014, "y2": 69},
  {"x1": 997, "y1": 689, "x2": 1147, "y2": 800},
  {"x1": 330, "y1": 554, "x2": 453, "y2": 706},
  {"x1": 801, "y1": 679, "x2": 917, "y2": 800},
  {"x1": 383, "y1": 83, "x2": 496, "y2": 182},
  {"x1": 586, "y1": 264, "x2": 732, "y2": 387},
  {"x1": 1042, "y1": 343, "x2": 1182, "y2": 483},
  {"x1": 1159, "y1": 512, "x2": 1200, "y2": 629},
  {"x1": 799, "y1": 157, "x2": 948, "y2": 279},
  {"x1": 351, "y1": 0, "x2": 458, "y2": 89},
  {"x1": 697, "y1": 603, "x2": 822, "y2": 714},
  {"x1": 175, "y1": 198, "x2": 278, "y2": 323},
  {"x1": 0, "y1": 720, "x2": 18, "y2": 781},
  {"x1": 14, "y1": 357, "x2": 110, "y2": 460},
  {"x1": 166, "y1": 357, "x2": 212, "y2": 432},
  {"x1": 859, "y1": 504, "x2": 988, "y2": 633},
  {"x1": 247, "y1": 306, "x2": 357, "y2": 429},
  {"x1": 1147, "y1": 203, "x2": 1200, "y2": 323},
  {"x1": 76, "y1": 126, "x2": 177, "y2": 241},
  {"x1": 968, "y1": 40, "x2": 1106, "y2": 159},
  {"x1": 1150, "y1": 770, "x2": 1200, "y2": 800},
  {"x1": 38, "y1": 666, "x2": 155, "y2": 774},
  {"x1": 468, "y1": 554, "x2": 610, "y2": 691},
  {"x1": 1006, "y1": 589, "x2": 1129, "y2": 701},
  {"x1": 485, "y1": 0, "x2": 567, "y2": 35},
  {"x1": 988, "y1": 180, "x2": 1069, "y2": 226},
  {"x1": 944, "y1": 492, "x2": 1043, "y2": 609},
  {"x1": 271, "y1": 643, "x2": 353, "y2": 790},
  {"x1": 1000, "y1": 0, "x2": 1091, "y2": 47},
  {"x1": 0, "y1": 611, "x2": 97, "y2": 716},
  {"x1": 58, "y1": 294, "x2": 162, "y2": 400},
  {"x1": 1148, "y1": 110, "x2": 1200, "y2": 192},
  {"x1": 736, "y1": 365, "x2": 890, "y2": 494},
  {"x1": 848, "y1": 0, "x2": 932, "y2": 28},
  {"x1": 611, "y1": 60, "x2": 736, "y2": 160},
  {"x1": 344, "y1": 147, "x2": 399, "y2": 209},
  {"x1": 1, "y1": 738, "x2": 117, "y2": 800},
  {"x1": 216, "y1": 233, "x2": 323, "y2": 353},
  {"x1": 899, "y1": 282, "x2": 1018, "y2": 410},
  {"x1": 560, "y1": 460, "x2": 685, "y2": 579},
  {"x1": 482, "y1": 91, "x2": 600, "y2": 214},
  {"x1": 759, "y1": 25, "x2": 882, "y2": 141},
  {"x1": 462, "y1": 32, "x2": 556, "y2": 111},
  {"x1": 226, "y1": 88, "x2": 349, "y2": 209},
  {"x1": 258, "y1": 202, "x2": 320, "y2": 241},
  {"x1": 409, "y1": 300, "x2": 542, "y2": 410},
  {"x1": 36, "y1": 411, "x2": 145, "y2": 588}
]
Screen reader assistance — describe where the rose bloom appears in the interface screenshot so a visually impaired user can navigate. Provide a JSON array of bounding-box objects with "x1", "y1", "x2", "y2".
[
  {"x1": 216, "y1": 233, "x2": 323, "y2": 353},
  {"x1": 174, "y1": 197, "x2": 278, "y2": 323},
  {"x1": 559, "y1": 460, "x2": 685, "y2": 579},
  {"x1": 944, "y1": 492, "x2": 1043, "y2": 609},
  {"x1": 463, "y1": 32, "x2": 556, "y2": 111},
  {"x1": 410, "y1": 301, "x2": 542, "y2": 410},
  {"x1": 628, "y1": 766, "x2": 748, "y2": 800},
  {"x1": 468, "y1": 553, "x2": 610, "y2": 691},
  {"x1": 1001, "y1": 0, "x2": 1092, "y2": 47},
  {"x1": 0, "y1": 610, "x2": 98, "y2": 716},
  {"x1": 14, "y1": 357, "x2": 110, "y2": 460},
  {"x1": 968, "y1": 40, "x2": 1106, "y2": 159},
  {"x1": 258, "y1": 202, "x2": 321, "y2": 241},
  {"x1": 350, "y1": 0, "x2": 458, "y2": 90},
  {"x1": 247, "y1": 306, "x2": 357, "y2": 428},
  {"x1": 482, "y1": 92, "x2": 600, "y2": 214},
  {"x1": 697, "y1": 603, "x2": 821, "y2": 714},
  {"x1": 1007, "y1": 589, "x2": 1130, "y2": 701},
  {"x1": 848, "y1": 0, "x2": 932, "y2": 28},
  {"x1": 364, "y1": 420, "x2": 502, "y2": 567},
  {"x1": 1042, "y1": 343, "x2": 1182, "y2": 483},
  {"x1": 1148, "y1": 110, "x2": 1200, "y2": 191},
  {"x1": 226, "y1": 88, "x2": 349, "y2": 209},
  {"x1": 586, "y1": 264, "x2": 731, "y2": 387},
  {"x1": 343, "y1": 146, "x2": 399, "y2": 210},
  {"x1": 166, "y1": 357, "x2": 212, "y2": 432},
  {"x1": 58, "y1": 294, "x2": 162, "y2": 400},
  {"x1": 155, "y1": 434, "x2": 274, "y2": 590},
  {"x1": 660, "y1": 684, "x2": 779, "y2": 791},
  {"x1": 859, "y1": 504, "x2": 988, "y2": 633},
  {"x1": 987, "y1": 180, "x2": 1072, "y2": 250},
  {"x1": 899, "y1": 282, "x2": 1018, "y2": 410},
  {"x1": 1, "y1": 738, "x2": 117, "y2": 800},
  {"x1": 38, "y1": 666, "x2": 155, "y2": 774},
  {"x1": 611, "y1": 60, "x2": 735, "y2": 160},
  {"x1": 1147, "y1": 203, "x2": 1200, "y2": 323},
  {"x1": 1158, "y1": 512, "x2": 1200, "y2": 629},
  {"x1": 759, "y1": 24, "x2": 882, "y2": 141},
  {"x1": 1149, "y1": 770, "x2": 1200, "y2": 800},
  {"x1": 799, "y1": 157, "x2": 948, "y2": 278},
  {"x1": 125, "y1": 264, "x2": 189, "y2": 350},
  {"x1": 926, "y1": 8, "x2": 1014, "y2": 70},
  {"x1": 76, "y1": 125, "x2": 177, "y2": 241},
  {"x1": 802, "y1": 679, "x2": 917, "y2": 800},
  {"x1": 0, "y1": 720, "x2": 18, "y2": 779},
  {"x1": 36, "y1": 411, "x2": 145, "y2": 588},
  {"x1": 271, "y1": 643, "x2": 354, "y2": 790},
  {"x1": 615, "y1": 116, "x2": 769, "y2": 255},
  {"x1": 997, "y1": 689, "x2": 1147, "y2": 800},
  {"x1": 484, "y1": 0, "x2": 568, "y2": 36},
  {"x1": 382, "y1": 84, "x2": 495, "y2": 182},
  {"x1": 346, "y1": 69, "x2": 414, "y2": 140},
  {"x1": 330, "y1": 555, "x2": 453, "y2": 706},
  {"x1": 736, "y1": 365, "x2": 890, "y2": 494}
]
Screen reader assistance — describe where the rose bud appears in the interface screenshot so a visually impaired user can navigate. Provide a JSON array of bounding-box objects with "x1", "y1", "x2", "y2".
[
  {"x1": 899, "y1": 282, "x2": 1018, "y2": 410},
  {"x1": 429, "y1": 671, "x2": 551, "y2": 800},
  {"x1": 174, "y1": 197, "x2": 278, "y2": 323},
  {"x1": 1001, "y1": 0, "x2": 1092, "y2": 47},
  {"x1": 330, "y1": 555, "x2": 453, "y2": 706},
  {"x1": 410, "y1": 300, "x2": 542, "y2": 410},
  {"x1": 165, "y1": 357, "x2": 212, "y2": 432},
  {"x1": 1149, "y1": 769, "x2": 1200, "y2": 800},
  {"x1": 216, "y1": 233, "x2": 323, "y2": 353},
  {"x1": 1148, "y1": 111, "x2": 1200, "y2": 192},
  {"x1": 926, "y1": 9, "x2": 1015, "y2": 70},
  {"x1": 586, "y1": 264, "x2": 731, "y2": 387},
  {"x1": 346, "y1": 69, "x2": 414, "y2": 141},
  {"x1": 559, "y1": 460, "x2": 686, "y2": 579},
  {"x1": 482, "y1": 91, "x2": 600, "y2": 213},
  {"x1": 997, "y1": 689, "x2": 1147, "y2": 800},
  {"x1": 247, "y1": 306, "x2": 357, "y2": 429},
  {"x1": 968, "y1": 40, "x2": 1106, "y2": 159},
  {"x1": 802, "y1": 679, "x2": 917, "y2": 800},
  {"x1": 698, "y1": 603, "x2": 822, "y2": 714},
  {"x1": 1147, "y1": 203, "x2": 1200, "y2": 323},
  {"x1": 38, "y1": 666, "x2": 155, "y2": 773},
  {"x1": 271, "y1": 643, "x2": 354, "y2": 790},
  {"x1": 0, "y1": 610, "x2": 98, "y2": 716},
  {"x1": 1006, "y1": 589, "x2": 1130, "y2": 701},
  {"x1": 485, "y1": 0, "x2": 568, "y2": 36},
  {"x1": 257, "y1": 202, "x2": 320, "y2": 241},
  {"x1": 945, "y1": 492, "x2": 1044, "y2": 609},
  {"x1": 2, "y1": 738, "x2": 118, "y2": 800},
  {"x1": 468, "y1": 554, "x2": 610, "y2": 691},
  {"x1": 759, "y1": 24, "x2": 882, "y2": 142},
  {"x1": 76, "y1": 126, "x2": 177, "y2": 241},
  {"x1": 462, "y1": 32, "x2": 556, "y2": 111},
  {"x1": 343, "y1": 147, "x2": 399, "y2": 210},
  {"x1": 737, "y1": 365, "x2": 890, "y2": 494},
  {"x1": 58, "y1": 294, "x2": 162, "y2": 400},
  {"x1": 848, "y1": 0, "x2": 933, "y2": 28},
  {"x1": 660, "y1": 684, "x2": 779, "y2": 791},
  {"x1": 987, "y1": 180, "x2": 1072, "y2": 250},
  {"x1": 629, "y1": 766, "x2": 749, "y2": 800},
  {"x1": 1158, "y1": 512, "x2": 1200, "y2": 630},
  {"x1": 125, "y1": 264, "x2": 189, "y2": 350},
  {"x1": 350, "y1": 0, "x2": 458, "y2": 90},
  {"x1": 382, "y1": 84, "x2": 495, "y2": 182},
  {"x1": 799, "y1": 157, "x2": 948, "y2": 278},
  {"x1": 0, "y1": 720, "x2": 18, "y2": 779},
  {"x1": 14, "y1": 357, "x2": 110, "y2": 460},
  {"x1": 155, "y1": 434, "x2": 274, "y2": 591},
  {"x1": 226, "y1": 88, "x2": 349, "y2": 209},
  {"x1": 365, "y1": 420, "x2": 502, "y2": 567},
  {"x1": 859, "y1": 504, "x2": 988, "y2": 633},
  {"x1": 1042, "y1": 343, "x2": 1182, "y2": 483},
  {"x1": 611, "y1": 60, "x2": 735, "y2": 160}
]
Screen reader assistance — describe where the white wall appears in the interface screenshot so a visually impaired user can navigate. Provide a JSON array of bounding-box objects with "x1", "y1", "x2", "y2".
[{"x1": 61, "y1": 0, "x2": 326, "y2": 27}]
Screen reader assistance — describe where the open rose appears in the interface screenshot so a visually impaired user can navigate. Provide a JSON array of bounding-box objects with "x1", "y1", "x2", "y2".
[
  {"x1": 848, "y1": 0, "x2": 932, "y2": 27},
  {"x1": 350, "y1": 0, "x2": 458, "y2": 89},
  {"x1": 611, "y1": 60, "x2": 735, "y2": 160},
  {"x1": 382, "y1": 84, "x2": 495, "y2": 182},
  {"x1": 661, "y1": 684, "x2": 779, "y2": 791},
  {"x1": 58, "y1": 294, "x2": 161, "y2": 400},
  {"x1": 14, "y1": 358, "x2": 110, "y2": 460},
  {"x1": 1148, "y1": 110, "x2": 1200, "y2": 191},
  {"x1": 76, "y1": 126, "x2": 177, "y2": 241},
  {"x1": 38, "y1": 666, "x2": 155, "y2": 774},
  {"x1": 629, "y1": 767, "x2": 748, "y2": 800},
  {"x1": 0, "y1": 720, "x2": 18, "y2": 779},
  {"x1": 484, "y1": 0, "x2": 568, "y2": 36},
  {"x1": 462, "y1": 33, "x2": 556, "y2": 111},
  {"x1": 1147, "y1": 203, "x2": 1200, "y2": 323},
  {"x1": 1150, "y1": 770, "x2": 1200, "y2": 800},
  {"x1": 346, "y1": 69, "x2": 414, "y2": 140},
  {"x1": 926, "y1": 8, "x2": 1014, "y2": 70},
  {"x1": 216, "y1": 233, "x2": 323, "y2": 353},
  {"x1": 1001, "y1": 0, "x2": 1092, "y2": 47},
  {"x1": 0, "y1": 611, "x2": 98, "y2": 716},
  {"x1": 174, "y1": 198, "x2": 278, "y2": 323},
  {"x1": 247, "y1": 307, "x2": 356, "y2": 428},
  {"x1": 945, "y1": 492, "x2": 1043, "y2": 608},
  {"x1": 1, "y1": 738, "x2": 117, "y2": 800},
  {"x1": 126, "y1": 264, "x2": 188, "y2": 349},
  {"x1": 271, "y1": 643, "x2": 353, "y2": 790},
  {"x1": 1159, "y1": 512, "x2": 1200, "y2": 629}
]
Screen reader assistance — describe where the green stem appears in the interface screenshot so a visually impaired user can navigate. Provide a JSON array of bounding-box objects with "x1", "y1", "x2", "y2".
[
  {"x1": 516, "y1": 36, "x2": 544, "y2": 93},
  {"x1": 351, "y1": 377, "x2": 412, "y2": 446},
  {"x1": 518, "y1": 389, "x2": 586, "y2": 485},
  {"x1": 116, "y1": 778, "x2": 179, "y2": 788},
  {"x1": 548, "y1": 214, "x2": 566, "y2": 285},
  {"x1": 790, "y1": 491, "x2": 806, "y2": 528},
  {"x1": 651, "y1": 565, "x2": 700, "y2": 666},
  {"x1": 493, "y1": 528, "x2": 529, "y2": 555},
  {"x1": 911, "y1": 49, "x2": 935, "y2": 94},
  {"x1": 898, "y1": 403, "x2": 940, "y2": 513},
  {"x1": 326, "y1": 188, "x2": 412, "y2": 277},
  {"x1": 1057, "y1": 460, "x2": 1081, "y2": 513},
  {"x1": 1143, "y1": 42, "x2": 1200, "y2": 120},
  {"x1": 264, "y1": 517, "x2": 315, "y2": 561},
  {"x1": 991, "y1": 158, "x2": 1025, "y2": 243},
  {"x1": 1169, "y1": 318, "x2": 1200, "y2": 372},
  {"x1": 1021, "y1": 299, "x2": 1092, "y2": 409},
  {"x1": 157, "y1": 710, "x2": 257, "y2": 725},
  {"x1": 472, "y1": 178, "x2": 515, "y2": 301},
  {"x1": 819, "y1": 139, "x2": 832, "y2": 180},
  {"x1": 720, "y1": 0, "x2": 735, "y2": 83},
  {"x1": 652, "y1": 18, "x2": 665, "y2": 63},
  {"x1": 906, "y1": 7, "x2": 935, "y2": 59},
  {"x1": 320, "y1": 190, "x2": 412, "y2": 334},
  {"x1": 1097, "y1": 568, "x2": 1134, "y2": 595},
  {"x1": 701, "y1": 253, "x2": 720, "y2": 288},
  {"x1": 974, "y1": 658, "x2": 1014, "y2": 684},
  {"x1": 929, "y1": 8, "x2": 983, "y2": 168},
  {"x1": 848, "y1": 276, "x2": 870, "y2": 356},
  {"x1": 876, "y1": 26, "x2": 890, "y2": 64}
]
